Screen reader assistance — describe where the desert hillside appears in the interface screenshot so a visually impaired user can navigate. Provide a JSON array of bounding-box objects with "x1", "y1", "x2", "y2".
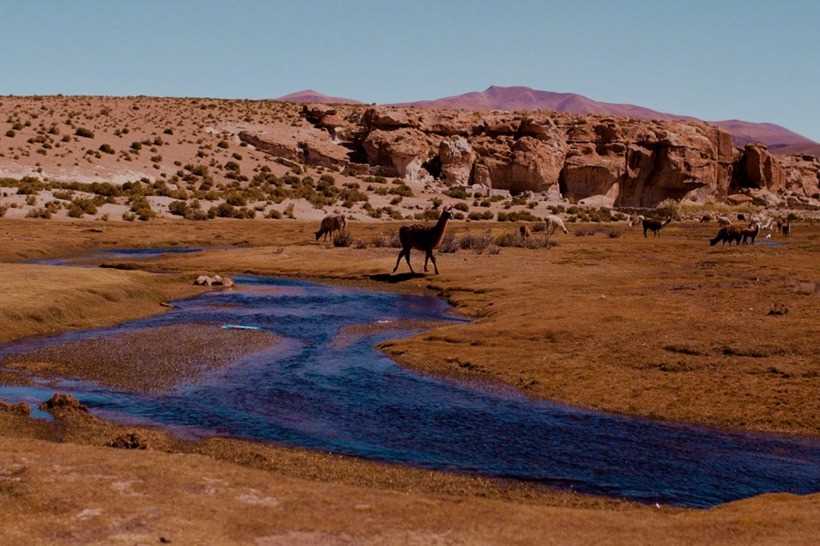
[{"x1": 0, "y1": 95, "x2": 818, "y2": 223}]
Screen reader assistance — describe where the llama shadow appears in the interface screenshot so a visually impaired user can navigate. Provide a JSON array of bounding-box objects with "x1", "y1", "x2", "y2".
[{"x1": 369, "y1": 272, "x2": 427, "y2": 284}]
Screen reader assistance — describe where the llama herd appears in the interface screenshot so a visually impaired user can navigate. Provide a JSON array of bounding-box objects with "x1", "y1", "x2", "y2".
[{"x1": 314, "y1": 206, "x2": 797, "y2": 275}]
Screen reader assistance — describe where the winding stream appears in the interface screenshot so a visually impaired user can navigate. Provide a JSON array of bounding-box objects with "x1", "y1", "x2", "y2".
[{"x1": 1, "y1": 269, "x2": 819, "y2": 508}]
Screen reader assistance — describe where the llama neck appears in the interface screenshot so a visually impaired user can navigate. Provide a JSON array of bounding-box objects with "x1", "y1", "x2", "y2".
[{"x1": 432, "y1": 213, "x2": 449, "y2": 244}]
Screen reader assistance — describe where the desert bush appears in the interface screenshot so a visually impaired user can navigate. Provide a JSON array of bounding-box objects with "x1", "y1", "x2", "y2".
[
  {"x1": 372, "y1": 232, "x2": 401, "y2": 248},
  {"x1": 26, "y1": 207, "x2": 51, "y2": 219},
  {"x1": 25, "y1": 195, "x2": 37, "y2": 206},
  {"x1": 468, "y1": 210, "x2": 494, "y2": 221},
  {"x1": 266, "y1": 209, "x2": 282, "y2": 220},
  {"x1": 168, "y1": 200, "x2": 188, "y2": 217},
  {"x1": 0, "y1": 204, "x2": 8, "y2": 217},
  {"x1": 438, "y1": 233, "x2": 459, "y2": 253},
  {"x1": 459, "y1": 231, "x2": 493, "y2": 252},
  {"x1": 453, "y1": 201, "x2": 469, "y2": 212},
  {"x1": 332, "y1": 230, "x2": 353, "y2": 247},
  {"x1": 445, "y1": 186, "x2": 468, "y2": 199},
  {"x1": 99, "y1": 143, "x2": 114, "y2": 154},
  {"x1": 75, "y1": 127, "x2": 94, "y2": 138}
]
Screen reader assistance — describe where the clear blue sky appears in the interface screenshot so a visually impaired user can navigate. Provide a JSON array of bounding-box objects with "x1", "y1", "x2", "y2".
[{"x1": 1, "y1": 0, "x2": 818, "y2": 140}]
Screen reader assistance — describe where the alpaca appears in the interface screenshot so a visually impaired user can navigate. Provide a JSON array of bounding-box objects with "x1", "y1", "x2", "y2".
[
  {"x1": 392, "y1": 206, "x2": 453, "y2": 275},
  {"x1": 627, "y1": 214, "x2": 645, "y2": 229},
  {"x1": 544, "y1": 214, "x2": 568, "y2": 236},
  {"x1": 315, "y1": 214, "x2": 346, "y2": 241},
  {"x1": 709, "y1": 224, "x2": 743, "y2": 246},
  {"x1": 519, "y1": 224, "x2": 531, "y2": 240},
  {"x1": 642, "y1": 217, "x2": 672, "y2": 238},
  {"x1": 741, "y1": 222, "x2": 760, "y2": 245}
]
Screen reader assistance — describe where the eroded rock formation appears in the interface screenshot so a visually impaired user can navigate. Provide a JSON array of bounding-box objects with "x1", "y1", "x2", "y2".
[{"x1": 240, "y1": 104, "x2": 819, "y2": 207}]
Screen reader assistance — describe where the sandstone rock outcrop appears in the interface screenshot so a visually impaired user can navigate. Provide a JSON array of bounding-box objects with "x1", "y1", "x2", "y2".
[
  {"x1": 736, "y1": 144, "x2": 785, "y2": 191},
  {"x1": 242, "y1": 103, "x2": 818, "y2": 207}
]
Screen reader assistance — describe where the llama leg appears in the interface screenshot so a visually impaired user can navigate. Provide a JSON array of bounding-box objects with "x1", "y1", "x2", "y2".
[
  {"x1": 393, "y1": 248, "x2": 406, "y2": 273},
  {"x1": 429, "y1": 251, "x2": 439, "y2": 275},
  {"x1": 405, "y1": 249, "x2": 414, "y2": 273},
  {"x1": 423, "y1": 251, "x2": 430, "y2": 272}
]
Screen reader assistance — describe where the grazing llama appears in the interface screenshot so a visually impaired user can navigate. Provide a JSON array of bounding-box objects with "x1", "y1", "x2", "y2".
[
  {"x1": 709, "y1": 224, "x2": 743, "y2": 246},
  {"x1": 741, "y1": 222, "x2": 760, "y2": 244},
  {"x1": 315, "y1": 214, "x2": 346, "y2": 241},
  {"x1": 544, "y1": 214, "x2": 568, "y2": 236},
  {"x1": 776, "y1": 219, "x2": 791, "y2": 237},
  {"x1": 392, "y1": 206, "x2": 453, "y2": 275},
  {"x1": 642, "y1": 217, "x2": 672, "y2": 238}
]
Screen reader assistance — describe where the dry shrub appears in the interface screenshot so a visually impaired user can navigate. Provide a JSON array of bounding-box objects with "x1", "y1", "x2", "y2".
[
  {"x1": 438, "y1": 233, "x2": 459, "y2": 253},
  {"x1": 459, "y1": 231, "x2": 493, "y2": 253},
  {"x1": 0, "y1": 204, "x2": 8, "y2": 218},
  {"x1": 332, "y1": 230, "x2": 353, "y2": 247},
  {"x1": 372, "y1": 232, "x2": 401, "y2": 248}
]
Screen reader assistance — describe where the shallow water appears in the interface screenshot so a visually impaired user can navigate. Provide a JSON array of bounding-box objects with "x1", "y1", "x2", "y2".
[
  {"x1": 29, "y1": 246, "x2": 203, "y2": 266},
  {"x1": 1, "y1": 274, "x2": 818, "y2": 507}
]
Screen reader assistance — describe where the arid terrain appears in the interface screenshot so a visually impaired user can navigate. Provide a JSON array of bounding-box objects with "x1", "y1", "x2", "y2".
[{"x1": 1, "y1": 94, "x2": 819, "y2": 544}]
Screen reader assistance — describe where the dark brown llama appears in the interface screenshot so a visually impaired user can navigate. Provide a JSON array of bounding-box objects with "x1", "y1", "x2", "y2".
[
  {"x1": 709, "y1": 224, "x2": 743, "y2": 246},
  {"x1": 315, "y1": 215, "x2": 346, "y2": 241},
  {"x1": 643, "y1": 217, "x2": 672, "y2": 238},
  {"x1": 392, "y1": 206, "x2": 453, "y2": 275}
]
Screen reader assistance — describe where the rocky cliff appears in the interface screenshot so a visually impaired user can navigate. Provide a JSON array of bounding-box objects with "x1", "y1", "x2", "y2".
[{"x1": 240, "y1": 105, "x2": 820, "y2": 208}]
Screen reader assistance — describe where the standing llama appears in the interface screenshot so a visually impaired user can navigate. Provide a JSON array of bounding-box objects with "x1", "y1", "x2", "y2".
[
  {"x1": 315, "y1": 214, "x2": 347, "y2": 242},
  {"x1": 642, "y1": 217, "x2": 672, "y2": 238},
  {"x1": 392, "y1": 206, "x2": 453, "y2": 275}
]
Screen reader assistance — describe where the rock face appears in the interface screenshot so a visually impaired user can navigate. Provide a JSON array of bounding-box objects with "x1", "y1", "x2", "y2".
[
  {"x1": 242, "y1": 103, "x2": 819, "y2": 207},
  {"x1": 736, "y1": 144, "x2": 785, "y2": 191}
]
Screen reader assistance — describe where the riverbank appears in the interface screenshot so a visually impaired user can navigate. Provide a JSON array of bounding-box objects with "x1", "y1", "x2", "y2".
[
  {"x1": 2, "y1": 218, "x2": 819, "y2": 435},
  {"x1": 1, "y1": 217, "x2": 819, "y2": 543}
]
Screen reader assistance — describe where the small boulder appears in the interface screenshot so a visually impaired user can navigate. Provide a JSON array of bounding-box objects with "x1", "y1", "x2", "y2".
[
  {"x1": 0, "y1": 400, "x2": 31, "y2": 416},
  {"x1": 39, "y1": 393, "x2": 88, "y2": 413}
]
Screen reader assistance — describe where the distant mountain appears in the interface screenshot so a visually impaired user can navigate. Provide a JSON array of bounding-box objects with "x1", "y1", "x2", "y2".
[
  {"x1": 274, "y1": 89, "x2": 361, "y2": 105},
  {"x1": 274, "y1": 85, "x2": 818, "y2": 155},
  {"x1": 393, "y1": 85, "x2": 817, "y2": 154},
  {"x1": 711, "y1": 119, "x2": 819, "y2": 155},
  {"x1": 394, "y1": 85, "x2": 685, "y2": 121}
]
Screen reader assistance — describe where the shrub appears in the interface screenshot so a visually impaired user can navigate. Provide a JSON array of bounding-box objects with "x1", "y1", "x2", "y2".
[
  {"x1": 168, "y1": 200, "x2": 189, "y2": 217},
  {"x1": 26, "y1": 207, "x2": 52, "y2": 219},
  {"x1": 453, "y1": 202, "x2": 469, "y2": 212},
  {"x1": 438, "y1": 234, "x2": 459, "y2": 253},
  {"x1": 5, "y1": 130, "x2": 16, "y2": 138},
  {"x1": 459, "y1": 231, "x2": 493, "y2": 252},
  {"x1": 468, "y1": 210, "x2": 494, "y2": 221},
  {"x1": 445, "y1": 186, "x2": 468, "y2": 199},
  {"x1": 0, "y1": 204, "x2": 8, "y2": 217},
  {"x1": 99, "y1": 143, "x2": 115, "y2": 154},
  {"x1": 266, "y1": 209, "x2": 282, "y2": 219},
  {"x1": 332, "y1": 230, "x2": 353, "y2": 247},
  {"x1": 75, "y1": 127, "x2": 94, "y2": 138}
]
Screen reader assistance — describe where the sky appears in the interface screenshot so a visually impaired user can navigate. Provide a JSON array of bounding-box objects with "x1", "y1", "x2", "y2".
[{"x1": 1, "y1": 0, "x2": 818, "y2": 140}]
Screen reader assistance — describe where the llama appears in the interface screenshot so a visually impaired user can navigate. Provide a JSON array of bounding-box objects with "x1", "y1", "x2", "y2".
[
  {"x1": 392, "y1": 206, "x2": 453, "y2": 275},
  {"x1": 642, "y1": 217, "x2": 672, "y2": 238},
  {"x1": 741, "y1": 222, "x2": 760, "y2": 245},
  {"x1": 777, "y1": 219, "x2": 791, "y2": 237},
  {"x1": 519, "y1": 224, "x2": 531, "y2": 240},
  {"x1": 709, "y1": 224, "x2": 743, "y2": 246},
  {"x1": 544, "y1": 214, "x2": 568, "y2": 236},
  {"x1": 717, "y1": 215, "x2": 732, "y2": 226},
  {"x1": 315, "y1": 214, "x2": 346, "y2": 241},
  {"x1": 626, "y1": 214, "x2": 645, "y2": 229}
]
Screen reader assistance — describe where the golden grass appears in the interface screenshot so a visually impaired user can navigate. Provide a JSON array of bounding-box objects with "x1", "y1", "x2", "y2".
[{"x1": 0, "y1": 264, "x2": 197, "y2": 343}]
